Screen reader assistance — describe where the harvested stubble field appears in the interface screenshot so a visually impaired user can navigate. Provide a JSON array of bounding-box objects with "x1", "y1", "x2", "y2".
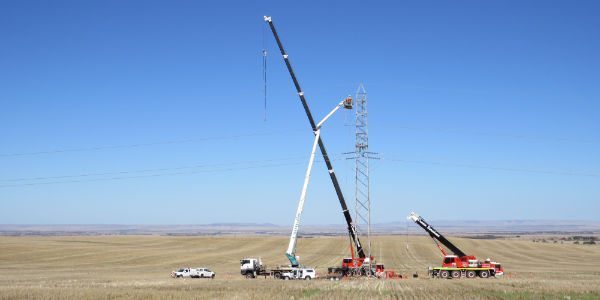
[{"x1": 0, "y1": 235, "x2": 598, "y2": 299}]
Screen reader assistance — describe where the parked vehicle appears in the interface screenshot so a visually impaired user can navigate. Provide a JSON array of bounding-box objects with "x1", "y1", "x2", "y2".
[
  {"x1": 171, "y1": 267, "x2": 215, "y2": 279},
  {"x1": 192, "y1": 268, "x2": 215, "y2": 279},
  {"x1": 281, "y1": 268, "x2": 316, "y2": 280}
]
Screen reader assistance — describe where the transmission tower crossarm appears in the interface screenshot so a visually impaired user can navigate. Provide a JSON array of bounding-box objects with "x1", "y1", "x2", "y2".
[{"x1": 264, "y1": 15, "x2": 365, "y2": 258}]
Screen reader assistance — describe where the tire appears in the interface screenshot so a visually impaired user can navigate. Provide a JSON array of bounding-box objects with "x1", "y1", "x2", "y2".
[
  {"x1": 305, "y1": 276, "x2": 311, "y2": 280},
  {"x1": 451, "y1": 270, "x2": 461, "y2": 278},
  {"x1": 245, "y1": 273, "x2": 253, "y2": 279},
  {"x1": 479, "y1": 270, "x2": 490, "y2": 278},
  {"x1": 200, "y1": 274, "x2": 204, "y2": 278},
  {"x1": 466, "y1": 270, "x2": 476, "y2": 278},
  {"x1": 211, "y1": 274, "x2": 215, "y2": 279},
  {"x1": 274, "y1": 273, "x2": 281, "y2": 279},
  {"x1": 440, "y1": 270, "x2": 450, "y2": 279}
]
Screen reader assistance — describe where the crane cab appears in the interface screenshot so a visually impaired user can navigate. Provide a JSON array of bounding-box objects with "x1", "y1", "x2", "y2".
[{"x1": 442, "y1": 255, "x2": 460, "y2": 267}]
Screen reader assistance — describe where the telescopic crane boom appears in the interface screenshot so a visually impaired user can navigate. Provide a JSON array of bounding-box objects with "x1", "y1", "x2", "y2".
[
  {"x1": 264, "y1": 16, "x2": 365, "y2": 259},
  {"x1": 407, "y1": 212, "x2": 466, "y2": 257},
  {"x1": 286, "y1": 97, "x2": 353, "y2": 267}
]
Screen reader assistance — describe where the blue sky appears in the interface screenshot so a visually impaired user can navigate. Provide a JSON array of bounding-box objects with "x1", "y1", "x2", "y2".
[{"x1": 1, "y1": 1, "x2": 598, "y2": 224}]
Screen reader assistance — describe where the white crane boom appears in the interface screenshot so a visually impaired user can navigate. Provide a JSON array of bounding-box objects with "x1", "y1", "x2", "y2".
[{"x1": 286, "y1": 98, "x2": 352, "y2": 267}]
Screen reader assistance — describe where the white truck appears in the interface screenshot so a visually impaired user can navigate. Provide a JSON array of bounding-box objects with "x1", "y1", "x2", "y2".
[
  {"x1": 240, "y1": 257, "x2": 316, "y2": 280},
  {"x1": 171, "y1": 267, "x2": 215, "y2": 279},
  {"x1": 281, "y1": 268, "x2": 316, "y2": 280}
]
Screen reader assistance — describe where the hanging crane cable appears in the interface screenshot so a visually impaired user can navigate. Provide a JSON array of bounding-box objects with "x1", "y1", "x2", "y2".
[{"x1": 262, "y1": 25, "x2": 268, "y2": 121}]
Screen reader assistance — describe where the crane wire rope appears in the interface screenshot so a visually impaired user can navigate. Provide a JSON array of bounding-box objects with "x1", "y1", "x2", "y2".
[{"x1": 262, "y1": 24, "x2": 268, "y2": 121}]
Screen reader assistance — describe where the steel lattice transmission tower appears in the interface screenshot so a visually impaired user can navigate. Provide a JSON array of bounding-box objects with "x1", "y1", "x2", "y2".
[{"x1": 353, "y1": 83, "x2": 377, "y2": 271}]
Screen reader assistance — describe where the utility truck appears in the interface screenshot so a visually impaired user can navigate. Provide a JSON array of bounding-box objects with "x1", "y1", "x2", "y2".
[
  {"x1": 408, "y1": 212, "x2": 504, "y2": 279},
  {"x1": 281, "y1": 268, "x2": 316, "y2": 280},
  {"x1": 240, "y1": 257, "x2": 316, "y2": 280}
]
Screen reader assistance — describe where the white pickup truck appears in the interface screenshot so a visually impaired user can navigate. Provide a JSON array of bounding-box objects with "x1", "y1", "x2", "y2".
[
  {"x1": 281, "y1": 268, "x2": 316, "y2": 280},
  {"x1": 171, "y1": 267, "x2": 215, "y2": 279}
]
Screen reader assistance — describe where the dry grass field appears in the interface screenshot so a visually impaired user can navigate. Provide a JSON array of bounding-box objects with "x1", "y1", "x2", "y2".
[{"x1": 0, "y1": 235, "x2": 599, "y2": 299}]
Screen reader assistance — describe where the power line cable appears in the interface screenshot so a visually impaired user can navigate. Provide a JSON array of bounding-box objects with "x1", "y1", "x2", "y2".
[
  {"x1": 385, "y1": 158, "x2": 600, "y2": 178},
  {"x1": 380, "y1": 125, "x2": 600, "y2": 145},
  {"x1": 0, "y1": 155, "x2": 346, "y2": 188},
  {"x1": 3, "y1": 123, "x2": 595, "y2": 159},
  {"x1": 0, "y1": 129, "x2": 306, "y2": 158},
  {"x1": 0, "y1": 155, "x2": 311, "y2": 182},
  {"x1": 0, "y1": 161, "x2": 301, "y2": 188}
]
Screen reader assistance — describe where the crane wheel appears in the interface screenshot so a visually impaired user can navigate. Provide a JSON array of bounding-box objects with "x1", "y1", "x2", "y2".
[
  {"x1": 440, "y1": 270, "x2": 450, "y2": 279},
  {"x1": 451, "y1": 271, "x2": 461, "y2": 278},
  {"x1": 274, "y1": 273, "x2": 281, "y2": 279},
  {"x1": 479, "y1": 270, "x2": 489, "y2": 278},
  {"x1": 466, "y1": 271, "x2": 476, "y2": 278},
  {"x1": 245, "y1": 273, "x2": 253, "y2": 279}
]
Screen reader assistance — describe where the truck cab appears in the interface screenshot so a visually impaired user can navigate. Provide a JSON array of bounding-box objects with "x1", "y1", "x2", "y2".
[
  {"x1": 171, "y1": 268, "x2": 192, "y2": 278},
  {"x1": 442, "y1": 255, "x2": 477, "y2": 268},
  {"x1": 240, "y1": 258, "x2": 262, "y2": 277}
]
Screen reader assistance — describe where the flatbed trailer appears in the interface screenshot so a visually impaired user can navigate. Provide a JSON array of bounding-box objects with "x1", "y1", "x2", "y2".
[{"x1": 251, "y1": 267, "x2": 295, "y2": 279}]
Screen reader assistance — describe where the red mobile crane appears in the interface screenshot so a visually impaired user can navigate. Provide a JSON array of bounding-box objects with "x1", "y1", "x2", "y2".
[{"x1": 408, "y1": 212, "x2": 504, "y2": 279}]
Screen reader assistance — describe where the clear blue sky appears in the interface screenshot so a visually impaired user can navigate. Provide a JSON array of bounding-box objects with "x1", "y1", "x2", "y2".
[{"x1": 1, "y1": 1, "x2": 598, "y2": 224}]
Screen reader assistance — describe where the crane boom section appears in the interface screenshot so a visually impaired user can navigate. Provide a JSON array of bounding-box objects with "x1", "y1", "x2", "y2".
[
  {"x1": 264, "y1": 16, "x2": 365, "y2": 258},
  {"x1": 286, "y1": 130, "x2": 321, "y2": 267},
  {"x1": 408, "y1": 212, "x2": 467, "y2": 257}
]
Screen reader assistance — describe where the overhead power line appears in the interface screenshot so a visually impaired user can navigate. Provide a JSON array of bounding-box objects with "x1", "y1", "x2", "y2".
[
  {"x1": 385, "y1": 158, "x2": 600, "y2": 178},
  {"x1": 0, "y1": 129, "x2": 306, "y2": 158},
  {"x1": 3, "y1": 154, "x2": 596, "y2": 189},
  {"x1": 2, "y1": 125, "x2": 596, "y2": 159},
  {"x1": 0, "y1": 162, "x2": 304, "y2": 188},
  {"x1": 0, "y1": 155, "x2": 346, "y2": 188},
  {"x1": 0, "y1": 156, "x2": 309, "y2": 182},
  {"x1": 382, "y1": 125, "x2": 600, "y2": 145}
]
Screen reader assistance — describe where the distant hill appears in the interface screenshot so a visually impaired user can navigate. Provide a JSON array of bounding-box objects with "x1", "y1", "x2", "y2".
[{"x1": 1, "y1": 220, "x2": 598, "y2": 236}]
